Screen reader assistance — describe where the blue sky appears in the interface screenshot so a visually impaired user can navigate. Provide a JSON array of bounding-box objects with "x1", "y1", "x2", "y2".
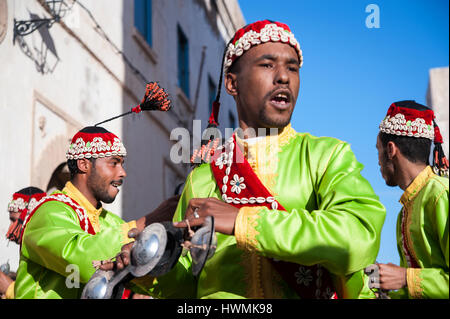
[{"x1": 238, "y1": 0, "x2": 449, "y2": 264}]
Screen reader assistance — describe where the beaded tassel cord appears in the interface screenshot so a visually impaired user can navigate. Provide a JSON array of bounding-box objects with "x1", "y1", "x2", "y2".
[{"x1": 95, "y1": 82, "x2": 171, "y2": 127}]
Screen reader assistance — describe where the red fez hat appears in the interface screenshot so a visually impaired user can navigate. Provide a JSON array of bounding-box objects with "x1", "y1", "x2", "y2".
[
  {"x1": 379, "y1": 100, "x2": 448, "y2": 176},
  {"x1": 66, "y1": 126, "x2": 127, "y2": 160},
  {"x1": 224, "y1": 20, "x2": 303, "y2": 73},
  {"x1": 7, "y1": 187, "x2": 46, "y2": 244}
]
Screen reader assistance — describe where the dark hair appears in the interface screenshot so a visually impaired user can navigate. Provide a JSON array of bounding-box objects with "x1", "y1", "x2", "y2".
[
  {"x1": 378, "y1": 131, "x2": 431, "y2": 164},
  {"x1": 67, "y1": 158, "x2": 96, "y2": 179},
  {"x1": 67, "y1": 126, "x2": 108, "y2": 179},
  {"x1": 16, "y1": 186, "x2": 45, "y2": 195}
]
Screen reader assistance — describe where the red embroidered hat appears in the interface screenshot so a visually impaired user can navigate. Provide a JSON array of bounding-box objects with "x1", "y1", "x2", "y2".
[
  {"x1": 224, "y1": 20, "x2": 303, "y2": 73},
  {"x1": 66, "y1": 126, "x2": 127, "y2": 160},
  {"x1": 6, "y1": 187, "x2": 46, "y2": 244},
  {"x1": 379, "y1": 100, "x2": 448, "y2": 176},
  {"x1": 7, "y1": 190, "x2": 46, "y2": 214},
  {"x1": 379, "y1": 100, "x2": 438, "y2": 140}
]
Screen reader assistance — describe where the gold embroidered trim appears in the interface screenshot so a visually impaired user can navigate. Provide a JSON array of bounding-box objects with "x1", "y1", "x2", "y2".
[
  {"x1": 240, "y1": 251, "x2": 264, "y2": 298},
  {"x1": 399, "y1": 167, "x2": 435, "y2": 268},
  {"x1": 277, "y1": 124, "x2": 298, "y2": 148},
  {"x1": 5, "y1": 281, "x2": 15, "y2": 299},
  {"x1": 259, "y1": 256, "x2": 284, "y2": 298},
  {"x1": 400, "y1": 166, "x2": 434, "y2": 205},
  {"x1": 239, "y1": 247, "x2": 284, "y2": 298},
  {"x1": 233, "y1": 125, "x2": 297, "y2": 298},
  {"x1": 407, "y1": 268, "x2": 423, "y2": 298},
  {"x1": 401, "y1": 202, "x2": 421, "y2": 268},
  {"x1": 236, "y1": 124, "x2": 297, "y2": 197},
  {"x1": 121, "y1": 220, "x2": 137, "y2": 245},
  {"x1": 235, "y1": 206, "x2": 262, "y2": 252},
  {"x1": 86, "y1": 210, "x2": 101, "y2": 233},
  {"x1": 63, "y1": 181, "x2": 102, "y2": 233}
]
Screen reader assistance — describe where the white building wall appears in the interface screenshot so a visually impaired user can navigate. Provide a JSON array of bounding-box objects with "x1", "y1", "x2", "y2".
[
  {"x1": 0, "y1": 0, "x2": 244, "y2": 273},
  {"x1": 426, "y1": 66, "x2": 449, "y2": 158}
]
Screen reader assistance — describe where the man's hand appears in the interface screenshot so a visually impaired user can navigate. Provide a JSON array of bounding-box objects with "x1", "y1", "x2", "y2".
[
  {"x1": 173, "y1": 198, "x2": 239, "y2": 235},
  {"x1": 0, "y1": 270, "x2": 13, "y2": 295},
  {"x1": 136, "y1": 195, "x2": 181, "y2": 231},
  {"x1": 98, "y1": 229, "x2": 138, "y2": 271},
  {"x1": 378, "y1": 263, "x2": 407, "y2": 290}
]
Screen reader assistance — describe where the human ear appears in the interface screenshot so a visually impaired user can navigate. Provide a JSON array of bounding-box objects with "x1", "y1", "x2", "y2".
[
  {"x1": 224, "y1": 72, "x2": 238, "y2": 97},
  {"x1": 386, "y1": 141, "x2": 397, "y2": 160},
  {"x1": 76, "y1": 158, "x2": 91, "y2": 174}
]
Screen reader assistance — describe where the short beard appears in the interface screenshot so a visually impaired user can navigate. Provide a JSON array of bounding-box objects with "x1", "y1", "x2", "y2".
[
  {"x1": 87, "y1": 163, "x2": 116, "y2": 205},
  {"x1": 381, "y1": 152, "x2": 397, "y2": 187},
  {"x1": 258, "y1": 105, "x2": 293, "y2": 128}
]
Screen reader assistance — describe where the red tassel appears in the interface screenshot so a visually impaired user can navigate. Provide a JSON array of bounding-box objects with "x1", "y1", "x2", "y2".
[
  {"x1": 434, "y1": 124, "x2": 444, "y2": 144},
  {"x1": 131, "y1": 105, "x2": 142, "y2": 113},
  {"x1": 208, "y1": 101, "x2": 220, "y2": 126}
]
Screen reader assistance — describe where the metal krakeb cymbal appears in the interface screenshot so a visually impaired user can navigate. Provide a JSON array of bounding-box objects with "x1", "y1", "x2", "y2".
[
  {"x1": 82, "y1": 222, "x2": 180, "y2": 299},
  {"x1": 81, "y1": 217, "x2": 218, "y2": 299}
]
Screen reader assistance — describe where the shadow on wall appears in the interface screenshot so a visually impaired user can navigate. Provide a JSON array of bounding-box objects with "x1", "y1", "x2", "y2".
[{"x1": 14, "y1": 12, "x2": 59, "y2": 74}]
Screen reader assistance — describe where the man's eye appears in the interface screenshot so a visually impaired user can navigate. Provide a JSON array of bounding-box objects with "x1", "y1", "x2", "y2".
[{"x1": 261, "y1": 63, "x2": 273, "y2": 68}]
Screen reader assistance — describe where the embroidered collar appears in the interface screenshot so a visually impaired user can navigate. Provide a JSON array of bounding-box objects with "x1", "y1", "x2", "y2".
[
  {"x1": 235, "y1": 123, "x2": 297, "y2": 155},
  {"x1": 400, "y1": 166, "x2": 435, "y2": 205},
  {"x1": 63, "y1": 181, "x2": 103, "y2": 233}
]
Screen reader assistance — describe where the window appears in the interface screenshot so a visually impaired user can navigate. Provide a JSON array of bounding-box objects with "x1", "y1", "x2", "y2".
[
  {"x1": 208, "y1": 75, "x2": 216, "y2": 114},
  {"x1": 177, "y1": 25, "x2": 189, "y2": 98},
  {"x1": 134, "y1": 0, "x2": 152, "y2": 46}
]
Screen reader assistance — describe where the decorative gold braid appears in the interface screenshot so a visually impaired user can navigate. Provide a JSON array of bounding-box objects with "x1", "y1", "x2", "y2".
[
  {"x1": 401, "y1": 202, "x2": 421, "y2": 267},
  {"x1": 400, "y1": 167, "x2": 435, "y2": 268},
  {"x1": 235, "y1": 207, "x2": 262, "y2": 252},
  {"x1": 259, "y1": 256, "x2": 284, "y2": 298},
  {"x1": 87, "y1": 210, "x2": 101, "y2": 233},
  {"x1": 240, "y1": 124, "x2": 297, "y2": 198},
  {"x1": 120, "y1": 221, "x2": 137, "y2": 245},
  {"x1": 240, "y1": 250, "x2": 264, "y2": 298},
  {"x1": 235, "y1": 125, "x2": 297, "y2": 299},
  {"x1": 407, "y1": 268, "x2": 423, "y2": 298}
]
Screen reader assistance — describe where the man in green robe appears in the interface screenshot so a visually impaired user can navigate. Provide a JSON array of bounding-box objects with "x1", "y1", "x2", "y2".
[
  {"x1": 109, "y1": 20, "x2": 386, "y2": 299},
  {"x1": 14, "y1": 126, "x2": 178, "y2": 298},
  {"x1": 374, "y1": 100, "x2": 449, "y2": 299},
  {"x1": 1, "y1": 187, "x2": 46, "y2": 299}
]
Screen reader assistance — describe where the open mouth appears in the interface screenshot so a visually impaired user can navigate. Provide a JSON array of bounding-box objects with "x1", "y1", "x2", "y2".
[
  {"x1": 269, "y1": 90, "x2": 291, "y2": 109},
  {"x1": 111, "y1": 180, "x2": 123, "y2": 189}
]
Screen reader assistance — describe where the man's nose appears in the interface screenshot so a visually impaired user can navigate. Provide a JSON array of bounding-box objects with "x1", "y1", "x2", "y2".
[
  {"x1": 274, "y1": 66, "x2": 289, "y2": 84},
  {"x1": 119, "y1": 165, "x2": 127, "y2": 178}
]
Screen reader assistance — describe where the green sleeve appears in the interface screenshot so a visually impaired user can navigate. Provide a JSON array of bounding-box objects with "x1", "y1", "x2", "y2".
[
  {"x1": 21, "y1": 201, "x2": 126, "y2": 283},
  {"x1": 408, "y1": 189, "x2": 449, "y2": 299},
  {"x1": 236, "y1": 142, "x2": 386, "y2": 276}
]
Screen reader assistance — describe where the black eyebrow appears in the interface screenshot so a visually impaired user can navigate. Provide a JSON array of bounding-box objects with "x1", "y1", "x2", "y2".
[
  {"x1": 255, "y1": 54, "x2": 277, "y2": 62},
  {"x1": 255, "y1": 54, "x2": 299, "y2": 65},
  {"x1": 287, "y1": 58, "x2": 300, "y2": 65},
  {"x1": 109, "y1": 156, "x2": 124, "y2": 163}
]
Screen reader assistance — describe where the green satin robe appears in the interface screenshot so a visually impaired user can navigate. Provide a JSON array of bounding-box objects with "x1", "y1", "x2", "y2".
[
  {"x1": 389, "y1": 166, "x2": 449, "y2": 299},
  {"x1": 14, "y1": 183, "x2": 134, "y2": 299},
  {"x1": 135, "y1": 126, "x2": 386, "y2": 299}
]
